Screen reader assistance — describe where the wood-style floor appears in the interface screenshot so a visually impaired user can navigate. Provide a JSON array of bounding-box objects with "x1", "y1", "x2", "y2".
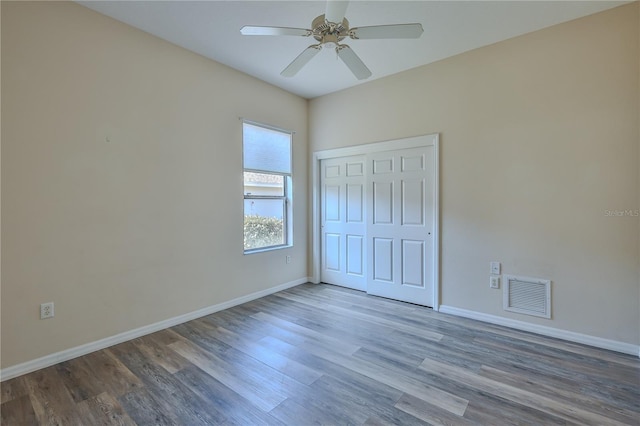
[{"x1": 2, "y1": 283, "x2": 639, "y2": 425}]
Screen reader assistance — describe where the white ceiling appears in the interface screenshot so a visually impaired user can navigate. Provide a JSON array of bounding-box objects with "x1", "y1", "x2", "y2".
[{"x1": 78, "y1": 1, "x2": 627, "y2": 99}]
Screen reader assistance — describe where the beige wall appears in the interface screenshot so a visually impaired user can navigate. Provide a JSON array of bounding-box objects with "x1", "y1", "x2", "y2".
[
  {"x1": 1, "y1": 2, "x2": 308, "y2": 368},
  {"x1": 310, "y1": 4, "x2": 640, "y2": 345}
]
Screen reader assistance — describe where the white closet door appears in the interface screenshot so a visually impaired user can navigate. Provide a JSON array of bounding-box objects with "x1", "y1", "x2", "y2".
[
  {"x1": 320, "y1": 155, "x2": 366, "y2": 291},
  {"x1": 366, "y1": 146, "x2": 435, "y2": 306}
]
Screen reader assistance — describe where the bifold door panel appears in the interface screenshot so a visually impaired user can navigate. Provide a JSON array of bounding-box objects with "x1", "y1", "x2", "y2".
[
  {"x1": 366, "y1": 147, "x2": 434, "y2": 306},
  {"x1": 320, "y1": 155, "x2": 367, "y2": 291}
]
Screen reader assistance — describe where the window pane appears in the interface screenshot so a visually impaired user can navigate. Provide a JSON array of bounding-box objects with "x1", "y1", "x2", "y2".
[
  {"x1": 244, "y1": 201, "x2": 285, "y2": 250},
  {"x1": 244, "y1": 172, "x2": 284, "y2": 197},
  {"x1": 244, "y1": 198, "x2": 284, "y2": 220},
  {"x1": 243, "y1": 123, "x2": 292, "y2": 174}
]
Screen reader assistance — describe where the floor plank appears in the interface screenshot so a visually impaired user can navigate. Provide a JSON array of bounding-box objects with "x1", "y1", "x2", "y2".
[
  {"x1": 0, "y1": 395, "x2": 38, "y2": 426},
  {"x1": 0, "y1": 376, "x2": 28, "y2": 404},
  {"x1": 75, "y1": 392, "x2": 137, "y2": 426},
  {"x1": 173, "y1": 366, "x2": 285, "y2": 426},
  {"x1": 23, "y1": 366, "x2": 85, "y2": 425},
  {"x1": 420, "y1": 357, "x2": 631, "y2": 425},
  {"x1": 117, "y1": 387, "x2": 179, "y2": 425},
  {"x1": 1, "y1": 283, "x2": 638, "y2": 425},
  {"x1": 108, "y1": 341, "x2": 221, "y2": 425}
]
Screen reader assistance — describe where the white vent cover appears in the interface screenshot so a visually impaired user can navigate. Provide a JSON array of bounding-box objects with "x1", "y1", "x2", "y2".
[{"x1": 503, "y1": 275, "x2": 551, "y2": 319}]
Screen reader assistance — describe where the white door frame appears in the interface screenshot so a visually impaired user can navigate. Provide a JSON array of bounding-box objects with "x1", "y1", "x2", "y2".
[{"x1": 311, "y1": 134, "x2": 440, "y2": 311}]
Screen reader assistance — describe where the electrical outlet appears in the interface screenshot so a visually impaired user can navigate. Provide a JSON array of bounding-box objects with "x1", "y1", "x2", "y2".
[
  {"x1": 40, "y1": 302, "x2": 54, "y2": 319},
  {"x1": 489, "y1": 276, "x2": 500, "y2": 289},
  {"x1": 490, "y1": 261, "x2": 501, "y2": 275},
  {"x1": 286, "y1": 255, "x2": 291, "y2": 264}
]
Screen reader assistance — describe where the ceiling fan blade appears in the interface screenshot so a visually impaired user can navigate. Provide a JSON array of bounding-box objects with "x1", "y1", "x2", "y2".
[
  {"x1": 324, "y1": 0, "x2": 349, "y2": 24},
  {"x1": 336, "y1": 45, "x2": 371, "y2": 80},
  {"x1": 349, "y1": 23, "x2": 424, "y2": 40},
  {"x1": 240, "y1": 26, "x2": 311, "y2": 37},
  {"x1": 281, "y1": 45, "x2": 322, "y2": 77}
]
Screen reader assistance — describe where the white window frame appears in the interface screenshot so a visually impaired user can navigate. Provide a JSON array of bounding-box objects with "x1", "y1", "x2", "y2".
[{"x1": 242, "y1": 120, "x2": 293, "y2": 254}]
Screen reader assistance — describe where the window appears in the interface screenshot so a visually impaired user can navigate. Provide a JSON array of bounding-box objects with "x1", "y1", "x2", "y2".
[{"x1": 243, "y1": 121, "x2": 292, "y2": 252}]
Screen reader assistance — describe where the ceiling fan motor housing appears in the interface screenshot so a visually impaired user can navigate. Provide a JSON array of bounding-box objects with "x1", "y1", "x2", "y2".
[{"x1": 312, "y1": 14, "x2": 349, "y2": 44}]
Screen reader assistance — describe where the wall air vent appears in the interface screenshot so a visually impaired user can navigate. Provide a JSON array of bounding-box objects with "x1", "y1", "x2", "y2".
[{"x1": 503, "y1": 275, "x2": 551, "y2": 319}]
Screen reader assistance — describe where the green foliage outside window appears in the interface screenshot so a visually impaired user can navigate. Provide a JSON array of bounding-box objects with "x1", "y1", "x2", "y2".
[{"x1": 244, "y1": 215, "x2": 284, "y2": 250}]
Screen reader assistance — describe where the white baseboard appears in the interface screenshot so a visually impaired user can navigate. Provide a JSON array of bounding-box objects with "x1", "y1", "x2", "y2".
[
  {"x1": 439, "y1": 305, "x2": 639, "y2": 357},
  {"x1": 1, "y1": 277, "x2": 310, "y2": 382}
]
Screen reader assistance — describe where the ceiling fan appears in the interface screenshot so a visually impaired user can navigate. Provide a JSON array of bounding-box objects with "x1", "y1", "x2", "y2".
[{"x1": 240, "y1": 0, "x2": 423, "y2": 80}]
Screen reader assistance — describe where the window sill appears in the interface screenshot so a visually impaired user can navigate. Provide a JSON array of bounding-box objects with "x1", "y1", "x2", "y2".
[{"x1": 244, "y1": 244, "x2": 292, "y2": 255}]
